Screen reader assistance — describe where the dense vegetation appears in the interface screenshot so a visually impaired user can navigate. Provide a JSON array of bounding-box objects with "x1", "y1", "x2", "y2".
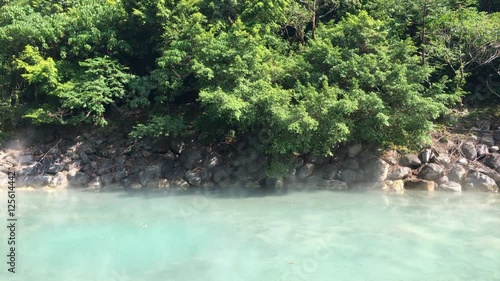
[{"x1": 1, "y1": 0, "x2": 499, "y2": 157}]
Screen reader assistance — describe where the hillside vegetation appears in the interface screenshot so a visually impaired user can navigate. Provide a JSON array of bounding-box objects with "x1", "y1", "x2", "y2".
[{"x1": 1, "y1": 0, "x2": 499, "y2": 157}]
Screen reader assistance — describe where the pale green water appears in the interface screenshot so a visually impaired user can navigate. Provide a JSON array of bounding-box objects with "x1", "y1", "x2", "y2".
[{"x1": 1, "y1": 189, "x2": 500, "y2": 281}]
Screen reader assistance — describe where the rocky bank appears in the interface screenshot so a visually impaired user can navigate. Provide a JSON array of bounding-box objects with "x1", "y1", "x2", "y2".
[{"x1": 0, "y1": 124, "x2": 499, "y2": 194}]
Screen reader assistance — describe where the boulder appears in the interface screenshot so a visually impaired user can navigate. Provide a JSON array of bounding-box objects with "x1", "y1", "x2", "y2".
[
  {"x1": 17, "y1": 154, "x2": 35, "y2": 164},
  {"x1": 169, "y1": 138, "x2": 185, "y2": 155},
  {"x1": 476, "y1": 144, "x2": 489, "y2": 157},
  {"x1": 264, "y1": 177, "x2": 285, "y2": 192},
  {"x1": 315, "y1": 164, "x2": 338, "y2": 180},
  {"x1": 387, "y1": 180, "x2": 405, "y2": 194},
  {"x1": 481, "y1": 134, "x2": 495, "y2": 146},
  {"x1": 338, "y1": 169, "x2": 364, "y2": 183},
  {"x1": 464, "y1": 171, "x2": 498, "y2": 192},
  {"x1": 120, "y1": 175, "x2": 142, "y2": 189},
  {"x1": 79, "y1": 151, "x2": 90, "y2": 164},
  {"x1": 96, "y1": 159, "x2": 113, "y2": 175},
  {"x1": 419, "y1": 148, "x2": 434, "y2": 164},
  {"x1": 347, "y1": 144, "x2": 363, "y2": 158},
  {"x1": 87, "y1": 178, "x2": 102, "y2": 189},
  {"x1": 297, "y1": 163, "x2": 315, "y2": 179},
  {"x1": 306, "y1": 176, "x2": 348, "y2": 190},
  {"x1": 418, "y1": 163, "x2": 444, "y2": 180},
  {"x1": 490, "y1": 146, "x2": 499, "y2": 153},
  {"x1": 483, "y1": 154, "x2": 500, "y2": 170},
  {"x1": 343, "y1": 159, "x2": 359, "y2": 170},
  {"x1": 435, "y1": 176, "x2": 449, "y2": 185},
  {"x1": 185, "y1": 170, "x2": 202, "y2": 186},
  {"x1": 439, "y1": 181, "x2": 462, "y2": 192},
  {"x1": 139, "y1": 165, "x2": 161, "y2": 188},
  {"x1": 404, "y1": 179, "x2": 435, "y2": 191},
  {"x1": 158, "y1": 178, "x2": 170, "y2": 189},
  {"x1": 399, "y1": 154, "x2": 421, "y2": 168},
  {"x1": 388, "y1": 166, "x2": 411, "y2": 180},
  {"x1": 213, "y1": 167, "x2": 230, "y2": 184},
  {"x1": 172, "y1": 179, "x2": 190, "y2": 190},
  {"x1": 457, "y1": 158, "x2": 468, "y2": 165},
  {"x1": 204, "y1": 152, "x2": 222, "y2": 169},
  {"x1": 431, "y1": 155, "x2": 451, "y2": 168},
  {"x1": 101, "y1": 173, "x2": 115, "y2": 186},
  {"x1": 461, "y1": 142, "x2": 477, "y2": 160},
  {"x1": 448, "y1": 165, "x2": 467, "y2": 182},
  {"x1": 363, "y1": 158, "x2": 389, "y2": 182},
  {"x1": 68, "y1": 172, "x2": 90, "y2": 187},
  {"x1": 179, "y1": 148, "x2": 203, "y2": 169},
  {"x1": 305, "y1": 153, "x2": 328, "y2": 165},
  {"x1": 45, "y1": 163, "x2": 64, "y2": 174}
]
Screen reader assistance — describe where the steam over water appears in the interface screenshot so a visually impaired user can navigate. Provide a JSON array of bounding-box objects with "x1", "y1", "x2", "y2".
[{"x1": 1, "y1": 189, "x2": 500, "y2": 281}]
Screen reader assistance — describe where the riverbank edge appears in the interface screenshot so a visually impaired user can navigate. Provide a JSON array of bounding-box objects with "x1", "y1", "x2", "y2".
[{"x1": 0, "y1": 124, "x2": 499, "y2": 194}]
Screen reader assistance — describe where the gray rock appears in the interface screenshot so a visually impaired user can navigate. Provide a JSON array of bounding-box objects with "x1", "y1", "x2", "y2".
[
  {"x1": 435, "y1": 176, "x2": 449, "y2": 185},
  {"x1": 79, "y1": 151, "x2": 90, "y2": 164},
  {"x1": 212, "y1": 167, "x2": 230, "y2": 184},
  {"x1": 338, "y1": 169, "x2": 364, "y2": 183},
  {"x1": 120, "y1": 175, "x2": 142, "y2": 189},
  {"x1": 17, "y1": 154, "x2": 34, "y2": 164},
  {"x1": 348, "y1": 144, "x2": 363, "y2": 158},
  {"x1": 246, "y1": 160, "x2": 264, "y2": 175},
  {"x1": 418, "y1": 163, "x2": 444, "y2": 180},
  {"x1": 440, "y1": 181, "x2": 462, "y2": 192},
  {"x1": 179, "y1": 148, "x2": 203, "y2": 169},
  {"x1": 265, "y1": 177, "x2": 285, "y2": 192},
  {"x1": 483, "y1": 154, "x2": 500, "y2": 170},
  {"x1": 30, "y1": 175, "x2": 54, "y2": 187},
  {"x1": 464, "y1": 171, "x2": 498, "y2": 192},
  {"x1": 45, "y1": 163, "x2": 64, "y2": 174},
  {"x1": 68, "y1": 172, "x2": 90, "y2": 187},
  {"x1": 431, "y1": 155, "x2": 451, "y2": 168},
  {"x1": 158, "y1": 178, "x2": 170, "y2": 189},
  {"x1": 315, "y1": 164, "x2": 338, "y2": 180},
  {"x1": 388, "y1": 166, "x2": 411, "y2": 180},
  {"x1": 481, "y1": 134, "x2": 495, "y2": 146},
  {"x1": 476, "y1": 144, "x2": 489, "y2": 157},
  {"x1": 457, "y1": 158, "x2": 468, "y2": 165},
  {"x1": 138, "y1": 165, "x2": 161, "y2": 188},
  {"x1": 185, "y1": 170, "x2": 202, "y2": 186},
  {"x1": 162, "y1": 166, "x2": 187, "y2": 181},
  {"x1": 489, "y1": 146, "x2": 499, "y2": 153},
  {"x1": 363, "y1": 158, "x2": 389, "y2": 182},
  {"x1": 170, "y1": 138, "x2": 185, "y2": 155},
  {"x1": 343, "y1": 159, "x2": 359, "y2": 170},
  {"x1": 49, "y1": 172, "x2": 67, "y2": 188},
  {"x1": 114, "y1": 170, "x2": 128, "y2": 182},
  {"x1": 172, "y1": 179, "x2": 190, "y2": 190},
  {"x1": 419, "y1": 148, "x2": 433, "y2": 164},
  {"x1": 399, "y1": 154, "x2": 421, "y2": 168},
  {"x1": 101, "y1": 173, "x2": 115, "y2": 186},
  {"x1": 97, "y1": 158, "x2": 113, "y2": 175},
  {"x1": 87, "y1": 178, "x2": 102, "y2": 189},
  {"x1": 204, "y1": 152, "x2": 222, "y2": 169},
  {"x1": 17, "y1": 163, "x2": 39, "y2": 176},
  {"x1": 461, "y1": 142, "x2": 477, "y2": 160},
  {"x1": 297, "y1": 163, "x2": 315, "y2": 179},
  {"x1": 306, "y1": 176, "x2": 348, "y2": 190},
  {"x1": 404, "y1": 179, "x2": 435, "y2": 191},
  {"x1": 448, "y1": 165, "x2": 468, "y2": 182}
]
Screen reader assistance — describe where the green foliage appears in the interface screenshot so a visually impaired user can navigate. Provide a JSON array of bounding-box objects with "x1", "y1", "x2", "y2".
[
  {"x1": 129, "y1": 115, "x2": 187, "y2": 139},
  {"x1": 1, "y1": 0, "x2": 498, "y2": 169}
]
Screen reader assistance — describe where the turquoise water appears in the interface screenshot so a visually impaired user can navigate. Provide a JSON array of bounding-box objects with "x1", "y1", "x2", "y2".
[{"x1": 1, "y1": 189, "x2": 500, "y2": 281}]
